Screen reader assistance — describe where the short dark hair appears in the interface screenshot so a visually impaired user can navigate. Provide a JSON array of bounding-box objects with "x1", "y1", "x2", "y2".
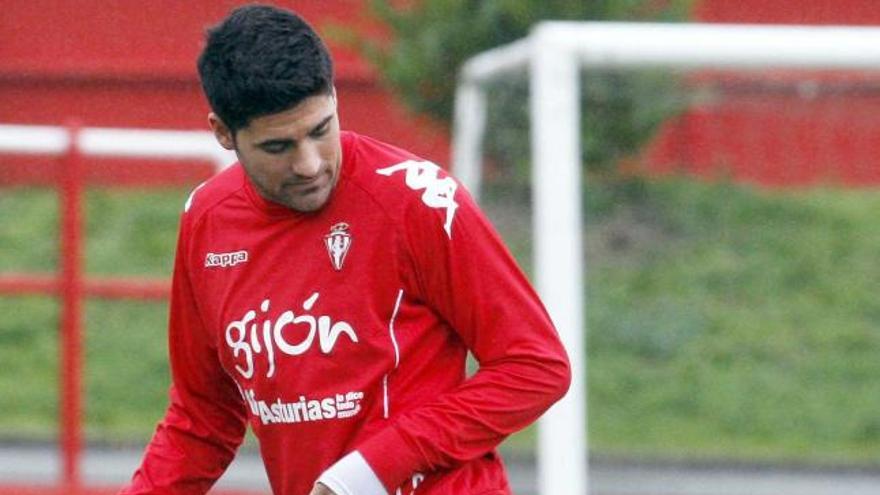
[{"x1": 197, "y1": 4, "x2": 334, "y2": 133}]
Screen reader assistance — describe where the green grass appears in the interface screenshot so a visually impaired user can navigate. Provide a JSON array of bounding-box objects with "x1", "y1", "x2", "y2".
[
  {"x1": 579, "y1": 179, "x2": 880, "y2": 465},
  {"x1": 0, "y1": 296, "x2": 58, "y2": 440},
  {"x1": 3, "y1": 180, "x2": 880, "y2": 467},
  {"x1": 0, "y1": 187, "x2": 186, "y2": 444},
  {"x1": 83, "y1": 299, "x2": 170, "y2": 442},
  {"x1": 0, "y1": 188, "x2": 58, "y2": 273}
]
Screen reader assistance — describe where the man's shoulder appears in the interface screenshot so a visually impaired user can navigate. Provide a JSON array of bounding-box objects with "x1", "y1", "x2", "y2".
[
  {"x1": 182, "y1": 163, "x2": 246, "y2": 222},
  {"x1": 344, "y1": 131, "x2": 420, "y2": 164},
  {"x1": 344, "y1": 132, "x2": 462, "y2": 238},
  {"x1": 345, "y1": 132, "x2": 452, "y2": 203}
]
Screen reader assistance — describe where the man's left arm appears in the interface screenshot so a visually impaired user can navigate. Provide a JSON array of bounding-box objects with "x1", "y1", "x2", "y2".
[{"x1": 323, "y1": 174, "x2": 572, "y2": 493}]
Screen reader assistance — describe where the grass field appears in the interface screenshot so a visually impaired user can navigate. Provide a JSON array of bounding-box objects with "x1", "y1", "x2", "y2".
[
  {"x1": 579, "y1": 178, "x2": 880, "y2": 464},
  {"x1": 2, "y1": 178, "x2": 880, "y2": 466}
]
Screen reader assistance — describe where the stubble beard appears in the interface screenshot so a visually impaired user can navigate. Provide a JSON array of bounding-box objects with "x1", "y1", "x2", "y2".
[{"x1": 255, "y1": 164, "x2": 340, "y2": 213}]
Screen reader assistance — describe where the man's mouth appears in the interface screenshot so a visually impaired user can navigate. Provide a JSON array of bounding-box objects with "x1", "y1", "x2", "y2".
[{"x1": 284, "y1": 178, "x2": 322, "y2": 191}]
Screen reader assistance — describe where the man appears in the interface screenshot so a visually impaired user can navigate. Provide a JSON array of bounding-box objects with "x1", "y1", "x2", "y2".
[{"x1": 121, "y1": 4, "x2": 570, "y2": 495}]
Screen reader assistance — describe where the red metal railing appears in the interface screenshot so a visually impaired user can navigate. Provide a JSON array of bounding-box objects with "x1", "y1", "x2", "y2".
[
  {"x1": 0, "y1": 123, "x2": 229, "y2": 491},
  {"x1": 59, "y1": 123, "x2": 84, "y2": 490}
]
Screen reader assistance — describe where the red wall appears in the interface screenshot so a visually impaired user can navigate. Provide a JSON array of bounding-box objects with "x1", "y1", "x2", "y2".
[
  {"x1": 0, "y1": 0, "x2": 449, "y2": 180},
  {"x1": 696, "y1": 0, "x2": 880, "y2": 25},
  {"x1": 642, "y1": 0, "x2": 880, "y2": 187},
  {"x1": 3, "y1": 1, "x2": 879, "y2": 187}
]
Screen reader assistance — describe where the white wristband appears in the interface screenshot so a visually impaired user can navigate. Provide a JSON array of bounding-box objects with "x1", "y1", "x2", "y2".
[{"x1": 316, "y1": 450, "x2": 388, "y2": 495}]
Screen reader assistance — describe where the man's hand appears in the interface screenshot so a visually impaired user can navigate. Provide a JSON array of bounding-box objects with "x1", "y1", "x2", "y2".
[{"x1": 308, "y1": 482, "x2": 337, "y2": 495}]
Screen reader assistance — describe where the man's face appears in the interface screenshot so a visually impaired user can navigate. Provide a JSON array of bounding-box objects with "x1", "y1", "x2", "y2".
[{"x1": 210, "y1": 93, "x2": 342, "y2": 213}]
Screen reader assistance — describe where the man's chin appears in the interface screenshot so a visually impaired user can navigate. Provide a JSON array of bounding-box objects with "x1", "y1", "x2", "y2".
[{"x1": 282, "y1": 192, "x2": 330, "y2": 213}]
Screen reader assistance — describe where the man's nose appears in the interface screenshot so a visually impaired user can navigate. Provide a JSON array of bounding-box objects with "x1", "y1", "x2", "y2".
[{"x1": 290, "y1": 144, "x2": 322, "y2": 178}]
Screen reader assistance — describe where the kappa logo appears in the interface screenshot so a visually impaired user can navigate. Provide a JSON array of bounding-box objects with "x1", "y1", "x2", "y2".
[
  {"x1": 205, "y1": 250, "x2": 249, "y2": 268},
  {"x1": 376, "y1": 160, "x2": 459, "y2": 238},
  {"x1": 324, "y1": 222, "x2": 352, "y2": 271}
]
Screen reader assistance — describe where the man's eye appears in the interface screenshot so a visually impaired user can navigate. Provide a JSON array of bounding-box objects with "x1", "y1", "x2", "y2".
[
  {"x1": 262, "y1": 143, "x2": 290, "y2": 154},
  {"x1": 311, "y1": 125, "x2": 329, "y2": 138}
]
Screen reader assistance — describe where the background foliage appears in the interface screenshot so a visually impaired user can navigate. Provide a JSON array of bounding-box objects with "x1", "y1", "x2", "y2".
[{"x1": 359, "y1": 0, "x2": 692, "y2": 179}]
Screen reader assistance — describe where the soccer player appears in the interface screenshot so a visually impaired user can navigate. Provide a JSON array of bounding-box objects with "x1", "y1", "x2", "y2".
[{"x1": 120, "y1": 4, "x2": 570, "y2": 495}]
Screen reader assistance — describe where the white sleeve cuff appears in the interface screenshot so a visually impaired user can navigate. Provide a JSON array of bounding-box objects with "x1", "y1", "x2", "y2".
[{"x1": 316, "y1": 450, "x2": 388, "y2": 495}]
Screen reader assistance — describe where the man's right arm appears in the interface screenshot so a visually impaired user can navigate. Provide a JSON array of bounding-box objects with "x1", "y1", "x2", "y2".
[{"x1": 119, "y1": 217, "x2": 248, "y2": 494}]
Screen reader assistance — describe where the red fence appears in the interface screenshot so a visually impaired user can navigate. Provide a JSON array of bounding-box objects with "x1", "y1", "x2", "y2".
[{"x1": 0, "y1": 123, "x2": 241, "y2": 493}]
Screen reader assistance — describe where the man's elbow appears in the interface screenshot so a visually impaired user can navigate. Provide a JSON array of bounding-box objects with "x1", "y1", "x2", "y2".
[
  {"x1": 548, "y1": 349, "x2": 572, "y2": 404},
  {"x1": 531, "y1": 344, "x2": 572, "y2": 408}
]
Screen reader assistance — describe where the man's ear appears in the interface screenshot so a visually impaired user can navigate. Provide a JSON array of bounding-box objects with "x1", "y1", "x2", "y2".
[{"x1": 208, "y1": 113, "x2": 236, "y2": 150}]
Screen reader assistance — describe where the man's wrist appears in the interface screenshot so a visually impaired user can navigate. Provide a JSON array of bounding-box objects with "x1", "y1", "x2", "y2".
[{"x1": 317, "y1": 450, "x2": 388, "y2": 495}]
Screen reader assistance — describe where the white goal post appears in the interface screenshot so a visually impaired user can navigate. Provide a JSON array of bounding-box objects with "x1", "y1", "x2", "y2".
[{"x1": 452, "y1": 22, "x2": 880, "y2": 495}]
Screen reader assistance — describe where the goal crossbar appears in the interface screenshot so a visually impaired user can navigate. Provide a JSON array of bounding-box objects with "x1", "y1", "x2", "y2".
[{"x1": 452, "y1": 21, "x2": 880, "y2": 495}]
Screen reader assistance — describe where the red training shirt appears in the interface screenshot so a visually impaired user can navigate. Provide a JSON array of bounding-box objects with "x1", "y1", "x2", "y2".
[{"x1": 121, "y1": 131, "x2": 571, "y2": 494}]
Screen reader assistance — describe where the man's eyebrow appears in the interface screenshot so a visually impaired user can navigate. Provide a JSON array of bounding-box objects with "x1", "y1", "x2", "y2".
[
  {"x1": 256, "y1": 137, "x2": 295, "y2": 148},
  {"x1": 310, "y1": 114, "x2": 334, "y2": 133},
  {"x1": 255, "y1": 114, "x2": 334, "y2": 148}
]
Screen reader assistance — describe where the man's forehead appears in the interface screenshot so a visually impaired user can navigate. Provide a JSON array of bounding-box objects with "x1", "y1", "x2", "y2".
[{"x1": 244, "y1": 94, "x2": 336, "y2": 138}]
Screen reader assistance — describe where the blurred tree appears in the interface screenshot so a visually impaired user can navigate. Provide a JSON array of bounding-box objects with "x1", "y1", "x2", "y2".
[{"x1": 353, "y1": 0, "x2": 693, "y2": 183}]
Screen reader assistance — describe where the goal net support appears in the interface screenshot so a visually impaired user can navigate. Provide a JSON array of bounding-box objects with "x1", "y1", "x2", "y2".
[{"x1": 452, "y1": 22, "x2": 880, "y2": 495}]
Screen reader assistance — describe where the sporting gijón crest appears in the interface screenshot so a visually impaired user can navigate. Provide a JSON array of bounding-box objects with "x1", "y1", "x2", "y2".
[{"x1": 324, "y1": 222, "x2": 352, "y2": 271}]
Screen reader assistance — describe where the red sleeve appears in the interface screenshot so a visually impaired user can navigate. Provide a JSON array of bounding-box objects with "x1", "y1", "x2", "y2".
[
  {"x1": 357, "y1": 166, "x2": 572, "y2": 491},
  {"x1": 119, "y1": 216, "x2": 248, "y2": 494}
]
